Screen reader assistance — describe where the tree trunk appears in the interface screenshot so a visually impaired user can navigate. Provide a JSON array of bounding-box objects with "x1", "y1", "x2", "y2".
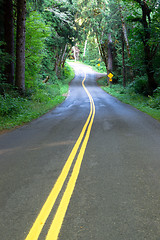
[
  {"x1": 96, "y1": 35, "x2": 103, "y2": 60},
  {"x1": 73, "y1": 46, "x2": 77, "y2": 62},
  {"x1": 83, "y1": 39, "x2": 88, "y2": 57},
  {"x1": 96, "y1": 34, "x2": 108, "y2": 73},
  {"x1": 4, "y1": 0, "x2": 14, "y2": 85},
  {"x1": 60, "y1": 44, "x2": 68, "y2": 68},
  {"x1": 118, "y1": 2, "x2": 131, "y2": 58},
  {"x1": 62, "y1": 46, "x2": 72, "y2": 68},
  {"x1": 15, "y1": 0, "x2": 26, "y2": 92},
  {"x1": 118, "y1": 1, "x2": 134, "y2": 81},
  {"x1": 101, "y1": 42, "x2": 108, "y2": 74},
  {"x1": 107, "y1": 33, "x2": 113, "y2": 73},
  {"x1": 144, "y1": 44, "x2": 157, "y2": 93},
  {"x1": 55, "y1": 48, "x2": 63, "y2": 76},
  {"x1": 122, "y1": 32, "x2": 126, "y2": 87}
]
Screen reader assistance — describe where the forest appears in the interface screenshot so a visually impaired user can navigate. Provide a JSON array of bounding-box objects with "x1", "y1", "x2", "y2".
[{"x1": 0, "y1": 0, "x2": 160, "y2": 129}]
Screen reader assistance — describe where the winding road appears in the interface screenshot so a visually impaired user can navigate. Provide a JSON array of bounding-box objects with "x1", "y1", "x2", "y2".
[{"x1": 0, "y1": 63, "x2": 160, "y2": 240}]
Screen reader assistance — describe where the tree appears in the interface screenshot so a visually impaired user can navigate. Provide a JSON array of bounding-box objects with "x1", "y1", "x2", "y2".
[
  {"x1": 25, "y1": 11, "x2": 51, "y2": 87},
  {"x1": 133, "y1": 0, "x2": 158, "y2": 93},
  {"x1": 121, "y1": 31, "x2": 126, "y2": 87},
  {"x1": 15, "y1": 0, "x2": 26, "y2": 92},
  {"x1": 122, "y1": 0, "x2": 159, "y2": 93},
  {"x1": 118, "y1": 1, "x2": 131, "y2": 58},
  {"x1": 117, "y1": 0, "x2": 134, "y2": 82},
  {"x1": 42, "y1": 0, "x2": 78, "y2": 78},
  {"x1": 107, "y1": 33, "x2": 113, "y2": 75}
]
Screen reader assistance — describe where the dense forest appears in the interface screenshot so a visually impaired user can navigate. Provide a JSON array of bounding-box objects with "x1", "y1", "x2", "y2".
[{"x1": 0, "y1": 0, "x2": 160, "y2": 128}]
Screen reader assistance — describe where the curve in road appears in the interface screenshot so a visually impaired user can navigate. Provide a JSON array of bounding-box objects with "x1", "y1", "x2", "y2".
[{"x1": 0, "y1": 63, "x2": 160, "y2": 240}]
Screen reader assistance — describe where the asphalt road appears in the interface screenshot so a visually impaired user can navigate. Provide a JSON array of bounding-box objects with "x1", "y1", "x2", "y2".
[{"x1": 0, "y1": 63, "x2": 160, "y2": 240}]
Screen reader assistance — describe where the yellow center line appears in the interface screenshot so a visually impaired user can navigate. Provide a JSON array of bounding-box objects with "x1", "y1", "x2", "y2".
[
  {"x1": 46, "y1": 76, "x2": 95, "y2": 240},
  {"x1": 25, "y1": 73, "x2": 95, "y2": 240}
]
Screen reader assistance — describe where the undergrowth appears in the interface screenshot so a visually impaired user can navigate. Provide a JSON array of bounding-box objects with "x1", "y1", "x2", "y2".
[
  {"x1": 0, "y1": 63, "x2": 75, "y2": 131},
  {"x1": 97, "y1": 77, "x2": 160, "y2": 122}
]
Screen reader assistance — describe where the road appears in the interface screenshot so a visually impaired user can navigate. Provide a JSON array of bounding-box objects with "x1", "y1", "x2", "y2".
[{"x1": 0, "y1": 62, "x2": 160, "y2": 240}]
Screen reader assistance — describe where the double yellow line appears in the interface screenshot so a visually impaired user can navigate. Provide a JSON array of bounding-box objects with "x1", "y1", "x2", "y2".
[{"x1": 25, "y1": 74, "x2": 95, "y2": 240}]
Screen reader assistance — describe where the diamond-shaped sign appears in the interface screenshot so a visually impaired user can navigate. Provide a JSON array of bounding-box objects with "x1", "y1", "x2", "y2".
[{"x1": 108, "y1": 73, "x2": 113, "y2": 78}]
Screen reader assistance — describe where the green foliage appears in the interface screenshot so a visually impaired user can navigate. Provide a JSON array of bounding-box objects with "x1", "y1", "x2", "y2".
[
  {"x1": 83, "y1": 39, "x2": 99, "y2": 62},
  {"x1": 32, "y1": 84, "x2": 60, "y2": 103},
  {"x1": 99, "y1": 80, "x2": 160, "y2": 121},
  {"x1": 128, "y1": 76, "x2": 148, "y2": 95},
  {"x1": 0, "y1": 63, "x2": 74, "y2": 130},
  {"x1": 39, "y1": 0, "x2": 78, "y2": 80},
  {"x1": 79, "y1": 35, "x2": 106, "y2": 72},
  {"x1": 122, "y1": 0, "x2": 160, "y2": 90},
  {"x1": 148, "y1": 87, "x2": 160, "y2": 109},
  {"x1": 1, "y1": 0, "x2": 160, "y2": 128},
  {"x1": 25, "y1": 11, "x2": 51, "y2": 88},
  {"x1": 129, "y1": 27, "x2": 146, "y2": 71},
  {"x1": 0, "y1": 94, "x2": 27, "y2": 116},
  {"x1": 0, "y1": 41, "x2": 11, "y2": 82}
]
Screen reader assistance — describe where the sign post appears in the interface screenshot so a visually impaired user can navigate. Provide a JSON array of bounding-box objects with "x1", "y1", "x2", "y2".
[{"x1": 108, "y1": 73, "x2": 113, "y2": 88}]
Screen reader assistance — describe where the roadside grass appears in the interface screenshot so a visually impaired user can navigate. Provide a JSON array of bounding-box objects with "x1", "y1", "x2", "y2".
[
  {"x1": 0, "y1": 63, "x2": 75, "y2": 131},
  {"x1": 97, "y1": 76, "x2": 160, "y2": 122}
]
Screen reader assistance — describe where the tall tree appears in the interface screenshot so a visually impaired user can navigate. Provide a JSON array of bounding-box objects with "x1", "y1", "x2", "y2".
[
  {"x1": 135, "y1": 0, "x2": 157, "y2": 92},
  {"x1": 43, "y1": 1, "x2": 78, "y2": 78},
  {"x1": 125, "y1": 0, "x2": 158, "y2": 93},
  {"x1": 15, "y1": 0, "x2": 26, "y2": 92},
  {"x1": 121, "y1": 31, "x2": 126, "y2": 87},
  {"x1": 118, "y1": 1, "x2": 131, "y2": 58},
  {"x1": 118, "y1": 1, "x2": 134, "y2": 81},
  {"x1": 107, "y1": 33, "x2": 113, "y2": 75}
]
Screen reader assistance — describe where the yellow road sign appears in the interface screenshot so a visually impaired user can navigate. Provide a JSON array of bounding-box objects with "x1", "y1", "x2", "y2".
[
  {"x1": 108, "y1": 73, "x2": 113, "y2": 78},
  {"x1": 109, "y1": 78, "x2": 112, "y2": 82}
]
